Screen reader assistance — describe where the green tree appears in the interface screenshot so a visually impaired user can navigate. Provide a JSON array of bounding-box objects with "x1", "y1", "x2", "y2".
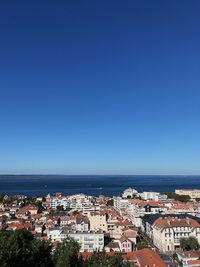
[
  {"x1": 0, "y1": 229, "x2": 52, "y2": 267},
  {"x1": 84, "y1": 251, "x2": 131, "y2": 267},
  {"x1": 180, "y1": 237, "x2": 199, "y2": 251},
  {"x1": 106, "y1": 199, "x2": 114, "y2": 206},
  {"x1": 136, "y1": 241, "x2": 149, "y2": 250},
  {"x1": 163, "y1": 192, "x2": 190, "y2": 202},
  {"x1": 52, "y1": 238, "x2": 83, "y2": 267},
  {"x1": 56, "y1": 205, "x2": 64, "y2": 211},
  {"x1": 0, "y1": 194, "x2": 5, "y2": 202},
  {"x1": 3, "y1": 196, "x2": 18, "y2": 204}
]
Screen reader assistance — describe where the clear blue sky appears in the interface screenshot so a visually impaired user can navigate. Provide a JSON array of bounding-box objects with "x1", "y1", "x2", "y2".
[{"x1": 0, "y1": 1, "x2": 200, "y2": 174}]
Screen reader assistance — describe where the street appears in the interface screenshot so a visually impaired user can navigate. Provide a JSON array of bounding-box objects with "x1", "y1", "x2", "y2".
[{"x1": 138, "y1": 229, "x2": 179, "y2": 267}]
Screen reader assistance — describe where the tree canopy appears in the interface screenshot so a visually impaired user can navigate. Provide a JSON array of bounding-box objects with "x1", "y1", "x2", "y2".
[
  {"x1": 136, "y1": 241, "x2": 149, "y2": 250},
  {"x1": 163, "y1": 192, "x2": 191, "y2": 202},
  {"x1": 106, "y1": 199, "x2": 114, "y2": 206},
  {"x1": 180, "y1": 237, "x2": 199, "y2": 251},
  {"x1": 52, "y1": 238, "x2": 82, "y2": 267},
  {"x1": 84, "y1": 251, "x2": 131, "y2": 267},
  {"x1": 0, "y1": 229, "x2": 53, "y2": 267},
  {"x1": 0, "y1": 230, "x2": 131, "y2": 267}
]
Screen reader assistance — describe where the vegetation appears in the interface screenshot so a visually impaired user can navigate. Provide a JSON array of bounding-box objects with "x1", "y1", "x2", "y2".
[
  {"x1": 1, "y1": 195, "x2": 19, "y2": 204},
  {"x1": 52, "y1": 238, "x2": 82, "y2": 267},
  {"x1": 106, "y1": 199, "x2": 114, "y2": 206},
  {"x1": 0, "y1": 229, "x2": 52, "y2": 267},
  {"x1": 172, "y1": 253, "x2": 182, "y2": 266},
  {"x1": 172, "y1": 253, "x2": 178, "y2": 260},
  {"x1": 180, "y1": 237, "x2": 199, "y2": 251},
  {"x1": 125, "y1": 195, "x2": 141, "y2": 200},
  {"x1": 56, "y1": 205, "x2": 64, "y2": 211},
  {"x1": 163, "y1": 192, "x2": 191, "y2": 202},
  {"x1": 0, "y1": 229, "x2": 131, "y2": 267},
  {"x1": 0, "y1": 194, "x2": 4, "y2": 202},
  {"x1": 84, "y1": 251, "x2": 131, "y2": 267},
  {"x1": 136, "y1": 241, "x2": 149, "y2": 250}
]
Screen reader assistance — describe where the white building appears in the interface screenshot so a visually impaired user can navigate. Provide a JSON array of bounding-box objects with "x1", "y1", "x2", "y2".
[
  {"x1": 75, "y1": 215, "x2": 89, "y2": 232},
  {"x1": 50, "y1": 197, "x2": 70, "y2": 210},
  {"x1": 68, "y1": 194, "x2": 100, "y2": 215},
  {"x1": 114, "y1": 197, "x2": 130, "y2": 214},
  {"x1": 48, "y1": 227, "x2": 104, "y2": 252},
  {"x1": 139, "y1": 192, "x2": 167, "y2": 201},
  {"x1": 50, "y1": 194, "x2": 100, "y2": 214},
  {"x1": 122, "y1": 188, "x2": 138, "y2": 199},
  {"x1": 152, "y1": 217, "x2": 200, "y2": 252}
]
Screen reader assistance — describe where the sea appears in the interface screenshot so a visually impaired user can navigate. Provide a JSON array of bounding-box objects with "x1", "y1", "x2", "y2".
[{"x1": 0, "y1": 175, "x2": 199, "y2": 197}]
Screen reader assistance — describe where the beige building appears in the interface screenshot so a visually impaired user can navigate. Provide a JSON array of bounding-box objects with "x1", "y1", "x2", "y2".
[
  {"x1": 152, "y1": 217, "x2": 200, "y2": 252},
  {"x1": 175, "y1": 189, "x2": 200, "y2": 199},
  {"x1": 88, "y1": 211, "x2": 107, "y2": 232},
  {"x1": 105, "y1": 228, "x2": 137, "y2": 253},
  {"x1": 110, "y1": 220, "x2": 132, "y2": 239}
]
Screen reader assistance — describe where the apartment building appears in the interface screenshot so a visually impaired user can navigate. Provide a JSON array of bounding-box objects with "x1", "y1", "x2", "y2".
[
  {"x1": 47, "y1": 227, "x2": 104, "y2": 252},
  {"x1": 152, "y1": 216, "x2": 200, "y2": 252},
  {"x1": 114, "y1": 197, "x2": 164, "y2": 228},
  {"x1": 88, "y1": 211, "x2": 107, "y2": 232},
  {"x1": 50, "y1": 197, "x2": 70, "y2": 210},
  {"x1": 50, "y1": 194, "x2": 100, "y2": 214},
  {"x1": 68, "y1": 194, "x2": 100, "y2": 215},
  {"x1": 114, "y1": 197, "x2": 130, "y2": 214},
  {"x1": 139, "y1": 191, "x2": 167, "y2": 201},
  {"x1": 75, "y1": 215, "x2": 89, "y2": 232}
]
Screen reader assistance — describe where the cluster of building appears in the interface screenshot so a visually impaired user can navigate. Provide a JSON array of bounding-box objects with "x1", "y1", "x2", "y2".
[
  {"x1": 0, "y1": 193, "x2": 136, "y2": 254},
  {"x1": 142, "y1": 214, "x2": 200, "y2": 252},
  {"x1": 0, "y1": 187, "x2": 200, "y2": 267}
]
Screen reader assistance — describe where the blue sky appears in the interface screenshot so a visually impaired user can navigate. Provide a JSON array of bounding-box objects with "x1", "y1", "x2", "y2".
[{"x1": 0, "y1": 1, "x2": 200, "y2": 174}]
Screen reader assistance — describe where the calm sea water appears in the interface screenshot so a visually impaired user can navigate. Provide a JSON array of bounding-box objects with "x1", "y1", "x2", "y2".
[{"x1": 0, "y1": 175, "x2": 199, "y2": 196}]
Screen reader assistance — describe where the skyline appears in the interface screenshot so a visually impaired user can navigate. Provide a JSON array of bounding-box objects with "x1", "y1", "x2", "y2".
[{"x1": 0, "y1": 1, "x2": 200, "y2": 175}]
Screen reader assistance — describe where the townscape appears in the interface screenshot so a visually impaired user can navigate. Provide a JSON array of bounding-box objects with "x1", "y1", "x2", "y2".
[{"x1": 0, "y1": 188, "x2": 200, "y2": 267}]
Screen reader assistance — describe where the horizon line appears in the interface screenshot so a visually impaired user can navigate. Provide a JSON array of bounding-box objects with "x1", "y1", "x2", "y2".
[{"x1": 0, "y1": 173, "x2": 200, "y2": 176}]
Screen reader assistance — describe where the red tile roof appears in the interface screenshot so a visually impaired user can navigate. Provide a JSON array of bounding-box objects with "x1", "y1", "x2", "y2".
[
  {"x1": 153, "y1": 216, "x2": 200, "y2": 229},
  {"x1": 80, "y1": 248, "x2": 167, "y2": 267},
  {"x1": 136, "y1": 248, "x2": 167, "y2": 267},
  {"x1": 187, "y1": 259, "x2": 200, "y2": 265}
]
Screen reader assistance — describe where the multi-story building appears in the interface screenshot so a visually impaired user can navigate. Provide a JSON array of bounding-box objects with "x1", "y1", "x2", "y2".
[
  {"x1": 75, "y1": 215, "x2": 89, "y2": 232},
  {"x1": 88, "y1": 211, "x2": 107, "y2": 232},
  {"x1": 115, "y1": 198, "x2": 162, "y2": 227},
  {"x1": 68, "y1": 194, "x2": 100, "y2": 215},
  {"x1": 50, "y1": 194, "x2": 100, "y2": 214},
  {"x1": 47, "y1": 227, "x2": 104, "y2": 252},
  {"x1": 50, "y1": 197, "x2": 70, "y2": 210},
  {"x1": 114, "y1": 197, "x2": 131, "y2": 215},
  {"x1": 152, "y1": 216, "x2": 200, "y2": 252},
  {"x1": 139, "y1": 192, "x2": 167, "y2": 201}
]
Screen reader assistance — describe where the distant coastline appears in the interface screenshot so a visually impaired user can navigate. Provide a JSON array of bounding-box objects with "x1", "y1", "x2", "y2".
[{"x1": 0, "y1": 175, "x2": 199, "y2": 197}]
